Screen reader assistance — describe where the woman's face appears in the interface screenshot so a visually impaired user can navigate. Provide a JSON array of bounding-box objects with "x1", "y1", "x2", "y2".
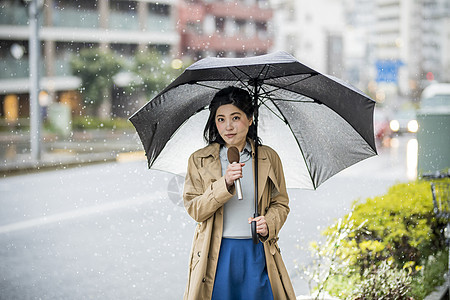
[{"x1": 215, "y1": 104, "x2": 252, "y2": 151}]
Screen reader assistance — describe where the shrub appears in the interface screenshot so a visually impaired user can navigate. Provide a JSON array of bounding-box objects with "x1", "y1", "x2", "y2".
[
  {"x1": 302, "y1": 179, "x2": 449, "y2": 299},
  {"x1": 327, "y1": 180, "x2": 446, "y2": 271},
  {"x1": 409, "y1": 250, "x2": 448, "y2": 299},
  {"x1": 298, "y1": 213, "x2": 366, "y2": 299},
  {"x1": 352, "y1": 259, "x2": 412, "y2": 299}
]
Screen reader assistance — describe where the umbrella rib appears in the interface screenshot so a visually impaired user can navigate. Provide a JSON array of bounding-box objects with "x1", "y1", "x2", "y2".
[
  {"x1": 258, "y1": 73, "x2": 318, "y2": 99},
  {"x1": 269, "y1": 100, "x2": 318, "y2": 190},
  {"x1": 257, "y1": 90, "x2": 317, "y2": 188},
  {"x1": 227, "y1": 67, "x2": 252, "y2": 86},
  {"x1": 194, "y1": 82, "x2": 225, "y2": 91},
  {"x1": 230, "y1": 64, "x2": 271, "y2": 82},
  {"x1": 259, "y1": 101, "x2": 287, "y2": 124},
  {"x1": 259, "y1": 82, "x2": 316, "y2": 104},
  {"x1": 226, "y1": 66, "x2": 270, "y2": 96},
  {"x1": 258, "y1": 63, "x2": 271, "y2": 83},
  {"x1": 257, "y1": 65, "x2": 272, "y2": 96},
  {"x1": 269, "y1": 98, "x2": 315, "y2": 103},
  {"x1": 228, "y1": 64, "x2": 271, "y2": 89}
]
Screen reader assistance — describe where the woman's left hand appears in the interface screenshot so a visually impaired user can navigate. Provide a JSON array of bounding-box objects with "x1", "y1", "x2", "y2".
[{"x1": 248, "y1": 216, "x2": 268, "y2": 237}]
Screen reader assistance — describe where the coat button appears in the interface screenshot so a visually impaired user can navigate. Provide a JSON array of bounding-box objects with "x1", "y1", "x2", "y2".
[
  {"x1": 202, "y1": 278, "x2": 206, "y2": 283},
  {"x1": 197, "y1": 251, "x2": 201, "y2": 257}
]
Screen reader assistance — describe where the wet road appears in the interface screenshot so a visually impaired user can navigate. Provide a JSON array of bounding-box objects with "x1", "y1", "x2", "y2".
[{"x1": 0, "y1": 136, "x2": 416, "y2": 299}]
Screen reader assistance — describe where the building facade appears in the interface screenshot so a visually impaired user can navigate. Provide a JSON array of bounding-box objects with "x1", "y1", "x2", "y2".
[
  {"x1": 272, "y1": 0, "x2": 450, "y2": 105},
  {"x1": 349, "y1": 0, "x2": 450, "y2": 101},
  {"x1": 0, "y1": 0, "x2": 276, "y2": 123},
  {"x1": 177, "y1": 0, "x2": 273, "y2": 60},
  {"x1": 0, "y1": 0, "x2": 178, "y2": 121},
  {"x1": 372, "y1": 0, "x2": 450, "y2": 100},
  {"x1": 271, "y1": 0, "x2": 345, "y2": 76},
  {"x1": 420, "y1": 0, "x2": 450, "y2": 84}
]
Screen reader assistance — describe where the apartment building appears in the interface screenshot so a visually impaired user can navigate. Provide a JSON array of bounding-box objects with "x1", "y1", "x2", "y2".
[
  {"x1": 271, "y1": 0, "x2": 450, "y2": 104},
  {"x1": 0, "y1": 0, "x2": 178, "y2": 121},
  {"x1": 374, "y1": 0, "x2": 450, "y2": 99},
  {"x1": 420, "y1": 0, "x2": 450, "y2": 83},
  {"x1": 177, "y1": 0, "x2": 273, "y2": 60},
  {"x1": 270, "y1": 0, "x2": 345, "y2": 77}
]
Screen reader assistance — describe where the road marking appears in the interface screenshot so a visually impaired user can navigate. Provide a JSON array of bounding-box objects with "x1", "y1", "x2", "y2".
[{"x1": 0, "y1": 193, "x2": 164, "y2": 234}]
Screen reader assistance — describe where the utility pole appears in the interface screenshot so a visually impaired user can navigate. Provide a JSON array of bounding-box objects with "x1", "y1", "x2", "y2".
[{"x1": 28, "y1": 0, "x2": 42, "y2": 161}]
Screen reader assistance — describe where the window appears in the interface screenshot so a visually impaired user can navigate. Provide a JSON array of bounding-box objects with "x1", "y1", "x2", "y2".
[
  {"x1": 215, "y1": 17, "x2": 225, "y2": 33},
  {"x1": 235, "y1": 19, "x2": 246, "y2": 36}
]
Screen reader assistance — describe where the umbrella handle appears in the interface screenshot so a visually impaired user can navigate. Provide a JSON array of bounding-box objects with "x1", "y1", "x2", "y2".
[{"x1": 251, "y1": 212, "x2": 259, "y2": 244}]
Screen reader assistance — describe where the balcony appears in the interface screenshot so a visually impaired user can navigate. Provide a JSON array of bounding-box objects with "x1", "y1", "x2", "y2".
[
  {"x1": 375, "y1": 19, "x2": 400, "y2": 33},
  {"x1": 206, "y1": 2, "x2": 272, "y2": 22},
  {"x1": 147, "y1": 13, "x2": 174, "y2": 33},
  {"x1": 53, "y1": 7, "x2": 99, "y2": 28},
  {"x1": 0, "y1": 57, "x2": 30, "y2": 79},
  {"x1": 0, "y1": 57, "x2": 47, "y2": 80},
  {"x1": 178, "y1": 2, "x2": 206, "y2": 24},
  {"x1": 182, "y1": 32, "x2": 272, "y2": 53},
  {"x1": 109, "y1": 11, "x2": 139, "y2": 31},
  {"x1": 0, "y1": 4, "x2": 28, "y2": 26}
]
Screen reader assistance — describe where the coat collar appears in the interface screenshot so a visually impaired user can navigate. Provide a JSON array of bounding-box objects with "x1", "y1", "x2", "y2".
[
  {"x1": 196, "y1": 142, "x2": 220, "y2": 160},
  {"x1": 197, "y1": 139, "x2": 269, "y2": 160},
  {"x1": 197, "y1": 139, "x2": 267, "y2": 159}
]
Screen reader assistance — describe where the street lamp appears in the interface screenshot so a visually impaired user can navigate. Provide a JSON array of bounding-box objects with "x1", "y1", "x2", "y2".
[{"x1": 23, "y1": 0, "x2": 44, "y2": 161}]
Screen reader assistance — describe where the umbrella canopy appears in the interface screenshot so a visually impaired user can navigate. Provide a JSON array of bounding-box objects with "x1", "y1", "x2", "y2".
[{"x1": 129, "y1": 51, "x2": 377, "y2": 190}]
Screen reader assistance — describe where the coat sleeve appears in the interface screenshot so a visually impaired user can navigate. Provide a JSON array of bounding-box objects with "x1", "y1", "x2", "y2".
[
  {"x1": 263, "y1": 150, "x2": 290, "y2": 242},
  {"x1": 183, "y1": 152, "x2": 234, "y2": 223}
]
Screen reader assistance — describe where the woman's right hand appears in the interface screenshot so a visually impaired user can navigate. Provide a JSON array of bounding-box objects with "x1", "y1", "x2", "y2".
[{"x1": 225, "y1": 162, "x2": 245, "y2": 188}]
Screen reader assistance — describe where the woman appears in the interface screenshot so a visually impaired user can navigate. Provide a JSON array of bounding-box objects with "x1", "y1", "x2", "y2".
[{"x1": 183, "y1": 86, "x2": 296, "y2": 300}]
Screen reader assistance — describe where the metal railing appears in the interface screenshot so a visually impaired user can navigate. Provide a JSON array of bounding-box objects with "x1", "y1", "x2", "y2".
[{"x1": 423, "y1": 170, "x2": 450, "y2": 297}]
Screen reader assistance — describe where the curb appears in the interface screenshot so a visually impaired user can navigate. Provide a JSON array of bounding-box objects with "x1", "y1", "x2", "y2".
[
  {"x1": 0, "y1": 130, "x2": 146, "y2": 177},
  {"x1": 0, "y1": 150, "x2": 147, "y2": 177}
]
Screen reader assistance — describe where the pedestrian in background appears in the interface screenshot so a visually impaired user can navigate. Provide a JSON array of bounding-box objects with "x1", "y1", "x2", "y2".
[{"x1": 183, "y1": 86, "x2": 296, "y2": 300}]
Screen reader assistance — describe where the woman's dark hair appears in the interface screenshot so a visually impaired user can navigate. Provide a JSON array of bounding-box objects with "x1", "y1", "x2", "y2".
[{"x1": 203, "y1": 86, "x2": 258, "y2": 145}]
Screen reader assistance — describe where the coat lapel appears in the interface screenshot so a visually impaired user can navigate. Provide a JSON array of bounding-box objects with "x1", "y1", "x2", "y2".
[
  {"x1": 195, "y1": 142, "x2": 280, "y2": 212},
  {"x1": 257, "y1": 155, "x2": 270, "y2": 206},
  {"x1": 252, "y1": 142, "x2": 282, "y2": 212},
  {"x1": 250, "y1": 140, "x2": 270, "y2": 210},
  {"x1": 196, "y1": 143, "x2": 222, "y2": 186}
]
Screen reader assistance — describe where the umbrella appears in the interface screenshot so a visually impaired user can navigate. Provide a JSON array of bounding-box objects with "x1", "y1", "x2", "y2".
[{"x1": 129, "y1": 51, "x2": 377, "y2": 243}]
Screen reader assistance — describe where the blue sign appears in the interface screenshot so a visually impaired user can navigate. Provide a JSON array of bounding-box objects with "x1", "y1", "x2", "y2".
[{"x1": 376, "y1": 60, "x2": 404, "y2": 83}]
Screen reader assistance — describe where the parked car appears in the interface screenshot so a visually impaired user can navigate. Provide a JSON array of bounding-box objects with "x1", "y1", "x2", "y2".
[
  {"x1": 389, "y1": 109, "x2": 418, "y2": 134},
  {"x1": 374, "y1": 108, "x2": 392, "y2": 145}
]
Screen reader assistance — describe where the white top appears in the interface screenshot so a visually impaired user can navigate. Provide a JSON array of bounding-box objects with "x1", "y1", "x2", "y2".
[{"x1": 219, "y1": 143, "x2": 254, "y2": 239}]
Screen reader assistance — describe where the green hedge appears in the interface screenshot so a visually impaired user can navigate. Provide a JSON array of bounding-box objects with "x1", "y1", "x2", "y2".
[
  {"x1": 334, "y1": 180, "x2": 444, "y2": 269},
  {"x1": 305, "y1": 179, "x2": 449, "y2": 299}
]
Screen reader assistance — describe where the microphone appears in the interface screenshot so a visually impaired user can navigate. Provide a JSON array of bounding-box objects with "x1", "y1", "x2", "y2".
[{"x1": 227, "y1": 146, "x2": 243, "y2": 200}]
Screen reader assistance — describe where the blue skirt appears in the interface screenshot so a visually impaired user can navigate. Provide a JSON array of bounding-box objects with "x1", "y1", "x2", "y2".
[{"x1": 211, "y1": 238, "x2": 274, "y2": 300}]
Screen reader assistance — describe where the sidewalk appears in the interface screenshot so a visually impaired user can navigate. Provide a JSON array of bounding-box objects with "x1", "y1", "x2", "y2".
[{"x1": 0, "y1": 129, "x2": 146, "y2": 176}]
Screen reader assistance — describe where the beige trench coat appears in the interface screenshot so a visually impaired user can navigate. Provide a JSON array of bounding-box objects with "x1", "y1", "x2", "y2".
[{"x1": 183, "y1": 141, "x2": 296, "y2": 300}]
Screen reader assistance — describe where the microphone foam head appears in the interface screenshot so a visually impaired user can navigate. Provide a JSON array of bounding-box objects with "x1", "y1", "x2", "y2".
[{"x1": 227, "y1": 146, "x2": 240, "y2": 163}]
